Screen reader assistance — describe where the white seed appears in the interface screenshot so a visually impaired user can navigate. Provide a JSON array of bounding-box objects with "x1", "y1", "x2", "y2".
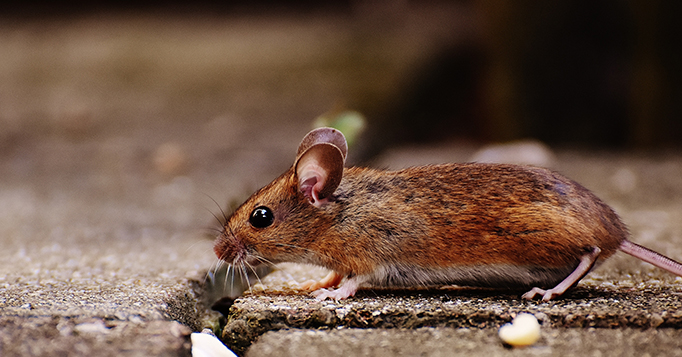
[{"x1": 498, "y1": 313, "x2": 541, "y2": 347}]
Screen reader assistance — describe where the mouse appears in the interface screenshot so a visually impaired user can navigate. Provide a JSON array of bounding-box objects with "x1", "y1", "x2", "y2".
[{"x1": 213, "y1": 127, "x2": 682, "y2": 301}]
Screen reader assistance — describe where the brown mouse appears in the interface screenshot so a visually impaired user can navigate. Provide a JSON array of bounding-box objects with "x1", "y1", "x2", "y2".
[{"x1": 213, "y1": 127, "x2": 682, "y2": 301}]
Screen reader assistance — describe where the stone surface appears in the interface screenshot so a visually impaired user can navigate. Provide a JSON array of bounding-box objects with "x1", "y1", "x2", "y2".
[
  {"x1": 247, "y1": 327, "x2": 682, "y2": 357},
  {"x1": 223, "y1": 283, "x2": 682, "y2": 354},
  {"x1": 0, "y1": 317, "x2": 192, "y2": 357}
]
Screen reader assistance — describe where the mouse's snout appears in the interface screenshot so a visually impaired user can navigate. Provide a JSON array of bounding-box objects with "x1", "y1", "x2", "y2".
[{"x1": 213, "y1": 230, "x2": 245, "y2": 263}]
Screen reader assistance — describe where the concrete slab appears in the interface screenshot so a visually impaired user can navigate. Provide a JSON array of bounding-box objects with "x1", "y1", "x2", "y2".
[
  {"x1": 0, "y1": 317, "x2": 192, "y2": 357},
  {"x1": 0, "y1": 180, "x2": 217, "y2": 356},
  {"x1": 247, "y1": 327, "x2": 682, "y2": 357},
  {"x1": 222, "y1": 283, "x2": 682, "y2": 354}
]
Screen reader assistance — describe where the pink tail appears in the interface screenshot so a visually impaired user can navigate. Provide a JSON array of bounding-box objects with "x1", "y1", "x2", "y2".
[{"x1": 620, "y1": 240, "x2": 682, "y2": 277}]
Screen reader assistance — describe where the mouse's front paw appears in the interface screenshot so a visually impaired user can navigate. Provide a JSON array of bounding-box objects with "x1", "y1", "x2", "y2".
[
  {"x1": 312, "y1": 288, "x2": 336, "y2": 301},
  {"x1": 312, "y1": 288, "x2": 352, "y2": 301},
  {"x1": 299, "y1": 280, "x2": 322, "y2": 291},
  {"x1": 311, "y1": 278, "x2": 359, "y2": 301},
  {"x1": 300, "y1": 271, "x2": 344, "y2": 291}
]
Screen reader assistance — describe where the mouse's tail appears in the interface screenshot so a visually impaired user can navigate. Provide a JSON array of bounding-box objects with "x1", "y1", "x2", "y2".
[{"x1": 620, "y1": 240, "x2": 682, "y2": 277}]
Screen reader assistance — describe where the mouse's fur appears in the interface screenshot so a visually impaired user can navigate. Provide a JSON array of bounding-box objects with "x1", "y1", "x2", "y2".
[{"x1": 214, "y1": 127, "x2": 681, "y2": 301}]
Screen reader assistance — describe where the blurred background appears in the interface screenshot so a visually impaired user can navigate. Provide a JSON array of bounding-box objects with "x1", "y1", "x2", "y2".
[
  {"x1": 1, "y1": 0, "x2": 682, "y2": 216},
  {"x1": 4, "y1": 1, "x2": 682, "y2": 150}
]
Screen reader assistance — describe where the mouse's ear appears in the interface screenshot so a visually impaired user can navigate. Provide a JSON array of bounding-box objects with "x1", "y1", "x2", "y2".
[{"x1": 294, "y1": 127, "x2": 347, "y2": 207}]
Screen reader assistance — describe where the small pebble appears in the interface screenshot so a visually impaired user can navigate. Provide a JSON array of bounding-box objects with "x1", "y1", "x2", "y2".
[{"x1": 498, "y1": 313, "x2": 541, "y2": 347}]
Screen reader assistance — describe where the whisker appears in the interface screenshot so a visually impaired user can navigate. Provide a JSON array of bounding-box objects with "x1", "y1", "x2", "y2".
[
  {"x1": 204, "y1": 208, "x2": 226, "y2": 228},
  {"x1": 208, "y1": 257, "x2": 226, "y2": 285},
  {"x1": 244, "y1": 261, "x2": 265, "y2": 288},
  {"x1": 240, "y1": 263, "x2": 251, "y2": 292},
  {"x1": 215, "y1": 259, "x2": 226, "y2": 276},
  {"x1": 227, "y1": 263, "x2": 235, "y2": 294},
  {"x1": 203, "y1": 227, "x2": 224, "y2": 236},
  {"x1": 181, "y1": 241, "x2": 210, "y2": 261},
  {"x1": 223, "y1": 264, "x2": 232, "y2": 293},
  {"x1": 204, "y1": 259, "x2": 219, "y2": 285},
  {"x1": 204, "y1": 193, "x2": 231, "y2": 224},
  {"x1": 205, "y1": 269, "x2": 215, "y2": 286},
  {"x1": 251, "y1": 254, "x2": 277, "y2": 268}
]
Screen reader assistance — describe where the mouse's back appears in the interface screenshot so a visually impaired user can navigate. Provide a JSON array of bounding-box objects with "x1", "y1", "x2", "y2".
[{"x1": 320, "y1": 163, "x2": 628, "y2": 287}]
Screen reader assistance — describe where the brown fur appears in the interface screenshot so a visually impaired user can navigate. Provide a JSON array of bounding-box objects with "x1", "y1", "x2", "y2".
[{"x1": 216, "y1": 163, "x2": 627, "y2": 280}]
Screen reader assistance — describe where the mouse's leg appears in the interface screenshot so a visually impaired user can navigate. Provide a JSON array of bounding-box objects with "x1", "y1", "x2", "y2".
[
  {"x1": 311, "y1": 276, "x2": 360, "y2": 301},
  {"x1": 522, "y1": 246, "x2": 601, "y2": 301},
  {"x1": 300, "y1": 270, "x2": 344, "y2": 291}
]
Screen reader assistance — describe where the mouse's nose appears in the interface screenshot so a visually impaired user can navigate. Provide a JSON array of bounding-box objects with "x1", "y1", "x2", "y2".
[{"x1": 213, "y1": 231, "x2": 243, "y2": 262}]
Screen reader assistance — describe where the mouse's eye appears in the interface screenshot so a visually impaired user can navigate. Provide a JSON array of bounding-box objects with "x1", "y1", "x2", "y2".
[{"x1": 249, "y1": 206, "x2": 274, "y2": 228}]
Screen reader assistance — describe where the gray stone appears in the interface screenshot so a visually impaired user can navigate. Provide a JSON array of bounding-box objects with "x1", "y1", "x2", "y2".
[
  {"x1": 247, "y1": 327, "x2": 682, "y2": 357},
  {"x1": 222, "y1": 283, "x2": 682, "y2": 354}
]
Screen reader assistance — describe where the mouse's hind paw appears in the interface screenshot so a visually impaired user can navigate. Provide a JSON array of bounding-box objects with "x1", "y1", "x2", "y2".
[
  {"x1": 523, "y1": 247, "x2": 601, "y2": 302},
  {"x1": 522, "y1": 287, "x2": 561, "y2": 301}
]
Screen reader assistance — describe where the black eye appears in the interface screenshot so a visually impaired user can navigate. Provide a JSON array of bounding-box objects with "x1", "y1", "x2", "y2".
[{"x1": 249, "y1": 206, "x2": 274, "y2": 228}]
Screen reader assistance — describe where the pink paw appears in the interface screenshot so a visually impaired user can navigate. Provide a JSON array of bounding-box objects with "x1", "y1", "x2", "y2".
[
  {"x1": 311, "y1": 278, "x2": 359, "y2": 301},
  {"x1": 522, "y1": 287, "x2": 561, "y2": 301}
]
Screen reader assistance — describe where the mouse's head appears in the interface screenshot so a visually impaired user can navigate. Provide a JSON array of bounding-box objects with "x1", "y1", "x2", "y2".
[{"x1": 213, "y1": 127, "x2": 348, "y2": 268}]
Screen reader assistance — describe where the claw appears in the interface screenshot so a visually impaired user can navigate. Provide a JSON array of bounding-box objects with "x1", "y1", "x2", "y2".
[
  {"x1": 522, "y1": 287, "x2": 560, "y2": 301},
  {"x1": 311, "y1": 277, "x2": 359, "y2": 301}
]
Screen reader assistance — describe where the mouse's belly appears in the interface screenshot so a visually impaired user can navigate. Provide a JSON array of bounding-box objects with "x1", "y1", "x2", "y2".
[{"x1": 363, "y1": 263, "x2": 578, "y2": 289}]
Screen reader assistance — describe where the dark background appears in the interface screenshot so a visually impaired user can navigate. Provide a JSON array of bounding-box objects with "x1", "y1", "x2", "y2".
[{"x1": 2, "y1": 0, "x2": 681, "y2": 158}]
